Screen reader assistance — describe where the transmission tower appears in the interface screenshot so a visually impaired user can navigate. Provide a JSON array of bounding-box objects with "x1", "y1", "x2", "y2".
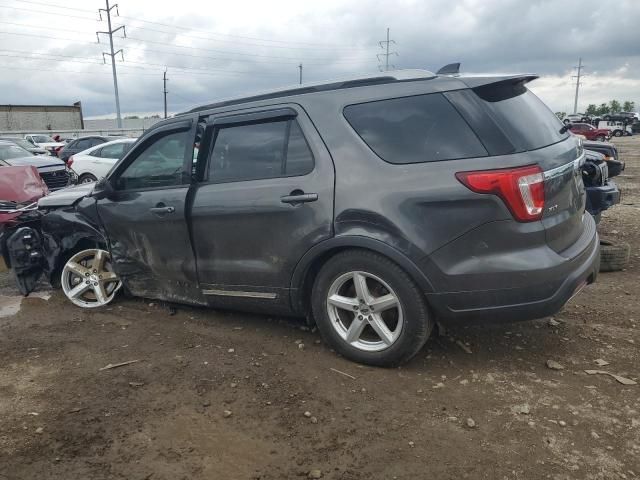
[
  {"x1": 571, "y1": 57, "x2": 586, "y2": 114},
  {"x1": 97, "y1": 0, "x2": 126, "y2": 128},
  {"x1": 377, "y1": 28, "x2": 398, "y2": 71}
]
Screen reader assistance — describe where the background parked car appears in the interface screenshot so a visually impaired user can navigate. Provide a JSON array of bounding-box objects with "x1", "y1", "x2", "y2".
[
  {"x1": 564, "y1": 113, "x2": 591, "y2": 124},
  {"x1": 24, "y1": 134, "x2": 65, "y2": 156},
  {"x1": 568, "y1": 122, "x2": 609, "y2": 141},
  {"x1": 0, "y1": 136, "x2": 49, "y2": 155},
  {"x1": 583, "y1": 139, "x2": 624, "y2": 176},
  {"x1": 58, "y1": 135, "x2": 125, "y2": 163},
  {"x1": 0, "y1": 161, "x2": 48, "y2": 227},
  {"x1": 70, "y1": 138, "x2": 137, "y2": 183},
  {"x1": 0, "y1": 140, "x2": 75, "y2": 191},
  {"x1": 602, "y1": 112, "x2": 638, "y2": 123},
  {"x1": 598, "y1": 120, "x2": 632, "y2": 137}
]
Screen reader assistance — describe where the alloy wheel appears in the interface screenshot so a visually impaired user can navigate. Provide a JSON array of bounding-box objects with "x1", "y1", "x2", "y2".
[
  {"x1": 61, "y1": 249, "x2": 122, "y2": 308},
  {"x1": 326, "y1": 271, "x2": 404, "y2": 352}
]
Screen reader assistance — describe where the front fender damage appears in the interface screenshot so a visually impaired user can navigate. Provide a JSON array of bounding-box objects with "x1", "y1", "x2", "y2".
[{"x1": 2, "y1": 203, "x2": 107, "y2": 296}]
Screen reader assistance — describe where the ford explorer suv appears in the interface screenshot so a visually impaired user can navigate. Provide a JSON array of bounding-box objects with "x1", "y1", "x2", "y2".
[{"x1": 1, "y1": 70, "x2": 599, "y2": 366}]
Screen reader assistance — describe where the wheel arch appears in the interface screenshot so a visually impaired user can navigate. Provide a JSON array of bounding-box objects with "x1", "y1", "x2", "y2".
[{"x1": 290, "y1": 236, "x2": 434, "y2": 316}]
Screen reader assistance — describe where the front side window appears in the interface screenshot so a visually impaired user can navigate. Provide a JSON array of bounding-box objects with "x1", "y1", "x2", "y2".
[
  {"x1": 116, "y1": 131, "x2": 188, "y2": 190},
  {"x1": 344, "y1": 93, "x2": 488, "y2": 164},
  {"x1": 31, "y1": 135, "x2": 54, "y2": 143},
  {"x1": 208, "y1": 118, "x2": 313, "y2": 182}
]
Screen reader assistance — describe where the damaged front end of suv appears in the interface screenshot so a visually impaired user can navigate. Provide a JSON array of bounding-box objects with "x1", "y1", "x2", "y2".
[{"x1": 0, "y1": 183, "x2": 108, "y2": 295}]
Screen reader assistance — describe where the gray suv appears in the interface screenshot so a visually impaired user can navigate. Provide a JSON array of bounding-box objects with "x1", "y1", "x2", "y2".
[{"x1": 1, "y1": 70, "x2": 599, "y2": 366}]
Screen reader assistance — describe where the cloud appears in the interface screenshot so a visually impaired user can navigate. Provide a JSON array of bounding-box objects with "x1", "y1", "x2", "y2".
[{"x1": 0, "y1": 0, "x2": 638, "y2": 117}]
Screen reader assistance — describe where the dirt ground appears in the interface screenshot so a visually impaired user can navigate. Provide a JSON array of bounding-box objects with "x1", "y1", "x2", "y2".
[{"x1": 1, "y1": 137, "x2": 639, "y2": 480}]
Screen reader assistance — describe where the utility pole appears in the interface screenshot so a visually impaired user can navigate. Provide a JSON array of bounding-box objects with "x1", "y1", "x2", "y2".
[
  {"x1": 97, "y1": 0, "x2": 126, "y2": 128},
  {"x1": 163, "y1": 69, "x2": 168, "y2": 119},
  {"x1": 298, "y1": 63, "x2": 303, "y2": 85},
  {"x1": 572, "y1": 57, "x2": 584, "y2": 114},
  {"x1": 377, "y1": 28, "x2": 397, "y2": 71}
]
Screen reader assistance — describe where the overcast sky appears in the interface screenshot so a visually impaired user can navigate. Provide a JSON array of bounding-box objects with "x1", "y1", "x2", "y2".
[{"x1": 0, "y1": 0, "x2": 638, "y2": 118}]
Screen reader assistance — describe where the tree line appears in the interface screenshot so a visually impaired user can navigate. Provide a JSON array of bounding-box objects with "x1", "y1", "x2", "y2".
[{"x1": 556, "y1": 100, "x2": 636, "y2": 120}]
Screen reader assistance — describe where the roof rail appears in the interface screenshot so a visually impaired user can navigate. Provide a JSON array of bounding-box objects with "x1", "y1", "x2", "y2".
[{"x1": 185, "y1": 69, "x2": 436, "y2": 114}]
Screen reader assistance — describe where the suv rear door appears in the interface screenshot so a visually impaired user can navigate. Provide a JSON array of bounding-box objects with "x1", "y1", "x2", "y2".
[{"x1": 189, "y1": 105, "x2": 334, "y2": 308}]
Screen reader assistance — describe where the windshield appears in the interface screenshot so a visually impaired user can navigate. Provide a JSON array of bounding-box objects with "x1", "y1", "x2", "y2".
[
  {"x1": 0, "y1": 144, "x2": 33, "y2": 160},
  {"x1": 31, "y1": 135, "x2": 55, "y2": 143}
]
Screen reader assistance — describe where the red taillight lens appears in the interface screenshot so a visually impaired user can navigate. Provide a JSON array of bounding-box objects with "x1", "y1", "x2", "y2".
[
  {"x1": 67, "y1": 155, "x2": 74, "y2": 167},
  {"x1": 456, "y1": 165, "x2": 545, "y2": 222}
]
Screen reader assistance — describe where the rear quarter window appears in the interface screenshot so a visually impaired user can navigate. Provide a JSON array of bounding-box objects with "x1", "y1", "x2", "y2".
[{"x1": 343, "y1": 93, "x2": 488, "y2": 164}]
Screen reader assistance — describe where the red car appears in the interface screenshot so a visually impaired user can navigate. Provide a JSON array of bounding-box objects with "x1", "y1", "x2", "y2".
[
  {"x1": 568, "y1": 123, "x2": 610, "y2": 141},
  {"x1": 0, "y1": 161, "x2": 48, "y2": 227}
]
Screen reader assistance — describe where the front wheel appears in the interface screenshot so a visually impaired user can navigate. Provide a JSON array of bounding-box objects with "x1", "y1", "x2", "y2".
[
  {"x1": 312, "y1": 250, "x2": 432, "y2": 367},
  {"x1": 78, "y1": 173, "x2": 98, "y2": 184},
  {"x1": 61, "y1": 249, "x2": 122, "y2": 308}
]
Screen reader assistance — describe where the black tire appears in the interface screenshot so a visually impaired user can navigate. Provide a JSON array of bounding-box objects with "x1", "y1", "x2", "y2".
[
  {"x1": 563, "y1": 119, "x2": 571, "y2": 125},
  {"x1": 596, "y1": 135, "x2": 606, "y2": 142},
  {"x1": 599, "y1": 240, "x2": 630, "y2": 272},
  {"x1": 311, "y1": 249, "x2": 432, "y2": 367},
  {"x1": 78, "y1": 173, "x2": 98, "y2": 184},
  {"x1": 614, "y1": 130, "x2": 623, "y2": 137}
]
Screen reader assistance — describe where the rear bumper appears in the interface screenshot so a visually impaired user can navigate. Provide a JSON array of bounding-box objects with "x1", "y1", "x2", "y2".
[
  {"x1": 425, "y1": 214, "x2": 600, "y2": 323},
  {"x1": 586, "y1": 181, "x2": 620, "y2": 216}
]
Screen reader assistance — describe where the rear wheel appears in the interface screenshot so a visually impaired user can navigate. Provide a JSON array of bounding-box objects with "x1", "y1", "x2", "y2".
[
  {"x1": 614, "y1": 130, "x2": 623, "y2": 137},
  {"x1": 563, "y1": 119, "x2": 571, "y2": 125},
  {"x1": 311, "y1": 250, "x2": 432, "y2": 367},
  {"x1": 78, "y1": 173, "x2": 98, "y2": 184}
]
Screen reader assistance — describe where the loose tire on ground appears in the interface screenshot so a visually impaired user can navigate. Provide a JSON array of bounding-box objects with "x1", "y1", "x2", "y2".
[
  {"x1": 311, "y1": 249, "x2": 432, "y2": 367},
  {"x1": 599, "y1": 240, "x2": 630, "y2": 272}
]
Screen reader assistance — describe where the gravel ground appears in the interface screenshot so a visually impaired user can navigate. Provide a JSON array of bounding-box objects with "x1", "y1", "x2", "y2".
[{"x1": 1, "y1": 136, "x2": 639, "y2": 480}]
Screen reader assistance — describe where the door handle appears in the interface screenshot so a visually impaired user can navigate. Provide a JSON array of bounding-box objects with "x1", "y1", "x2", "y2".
[
  {"x1": 150, "y1": 205, "x2": 175, "y2": 215},
  {"x1": 280, "y1": 192, "x2": 318, "y2": 205}
]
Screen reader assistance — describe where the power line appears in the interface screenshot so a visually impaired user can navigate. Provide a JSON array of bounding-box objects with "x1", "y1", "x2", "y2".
[
  {"x1": 97, "y1": 0, "x2": 125, "y2": 128},
  {"x1": 121, "y1": 35, "x2": 371, "y2": 62},
  {"x1": 0, "y1": 3, "x2": 96, "y2": 20},
  {"x1": 377, "y1": 27, "x2": 398, "y2": 71},
  {"x1": 6, "y1": 0, "x2": 371, "y2": 50}
]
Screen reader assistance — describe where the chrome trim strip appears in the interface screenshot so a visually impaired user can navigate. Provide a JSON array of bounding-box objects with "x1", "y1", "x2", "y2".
[
  {"x1": 202, "y1": 289, "x2": 277, "y2": 299},
  {"x1": 543, "y1": 153, "x2": 585, "y2": 180}
]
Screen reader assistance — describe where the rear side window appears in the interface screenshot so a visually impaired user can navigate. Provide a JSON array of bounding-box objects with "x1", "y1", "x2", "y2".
[
  {"x1": 446, "y1": 82, "x2": 569, "y2": 155},
  {"x1": 343, "y1": 93, "x2": 487, "y2": 164},
  {"x1": 208, "y1": 119, "x2": 313, "y2": 182}
]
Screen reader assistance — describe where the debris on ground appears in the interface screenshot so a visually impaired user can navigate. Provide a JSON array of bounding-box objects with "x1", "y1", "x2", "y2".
[
  {"x1": 584, "y1": 370, "x2": 637, "y2": 385},
  {"x1": 546, "y1": 359, "x2": 565, "y2": 370},
  {"x1": 223, "y1": 410, "x2": 233, "y2": 418},
  {"x1": 99, "y1": 359, "x2": 140, "y2": 371},
  {"x1": 594, "y1": 358, "x2": 610, "y2": 367},
  {"x1": 308, "y1": 469, "x2": 323, "y2": 479},
  {"x1": 329, "y1": 367, "x2": 356, "y2": 380},
  {"x1": 548, "y1": 318, "x2": 561, "y2": 327},
  {"x1": 455, "y1": 340, "x2": 472, "y2": 354},
  {"x1": 466, "y1": 418, "x2": 476, "y2": 428}
]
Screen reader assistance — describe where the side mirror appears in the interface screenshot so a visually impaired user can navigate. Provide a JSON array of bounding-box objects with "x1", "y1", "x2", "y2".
[
  {"x1": 90, "y1": 177, "x2": 114, "y2": 200},
  {"x1": 559, "y1": 123, "x2": 572, "y2": 134}
]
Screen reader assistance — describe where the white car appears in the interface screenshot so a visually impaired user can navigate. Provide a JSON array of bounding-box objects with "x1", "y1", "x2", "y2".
[
  {"x1": 69, "y1": 138, "x2": 137, "y2": 183},
  {"x1": 597, "y1": 120, "x2": 632, "y2": 138},
  {"x1": 24, "y1": 134, "x2": 65, "y2": 155}
]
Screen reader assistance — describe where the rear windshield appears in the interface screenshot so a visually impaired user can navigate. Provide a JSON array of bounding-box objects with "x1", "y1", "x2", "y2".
[
  {"x1": 446, "y1": 81, "x2": 568, "y2": 155},
  {"x1": 343, "y1": 93, "x2": 488, "y2": 164}
]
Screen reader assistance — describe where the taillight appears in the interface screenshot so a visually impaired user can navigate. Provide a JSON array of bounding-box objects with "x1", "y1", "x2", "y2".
[
  {"x1": 67, "y1": 155, "x2": 74, "y2": 167},
  {"x1": 456, "y1": 165, "x2": 545, "y2": 222}
]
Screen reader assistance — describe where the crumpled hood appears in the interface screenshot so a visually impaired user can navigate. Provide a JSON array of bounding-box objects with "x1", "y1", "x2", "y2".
[
  {"x1": 38, "y1": 182, "x2": 95, "y2": 208},
  {"x1": 0, "y1": 165, "x2": 48, "y2": 203}
]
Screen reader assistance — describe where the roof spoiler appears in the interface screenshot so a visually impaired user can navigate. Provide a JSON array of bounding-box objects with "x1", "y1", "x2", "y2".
[{"x1": 436, "y1": 63, "x2": 461, "y2": 75}]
